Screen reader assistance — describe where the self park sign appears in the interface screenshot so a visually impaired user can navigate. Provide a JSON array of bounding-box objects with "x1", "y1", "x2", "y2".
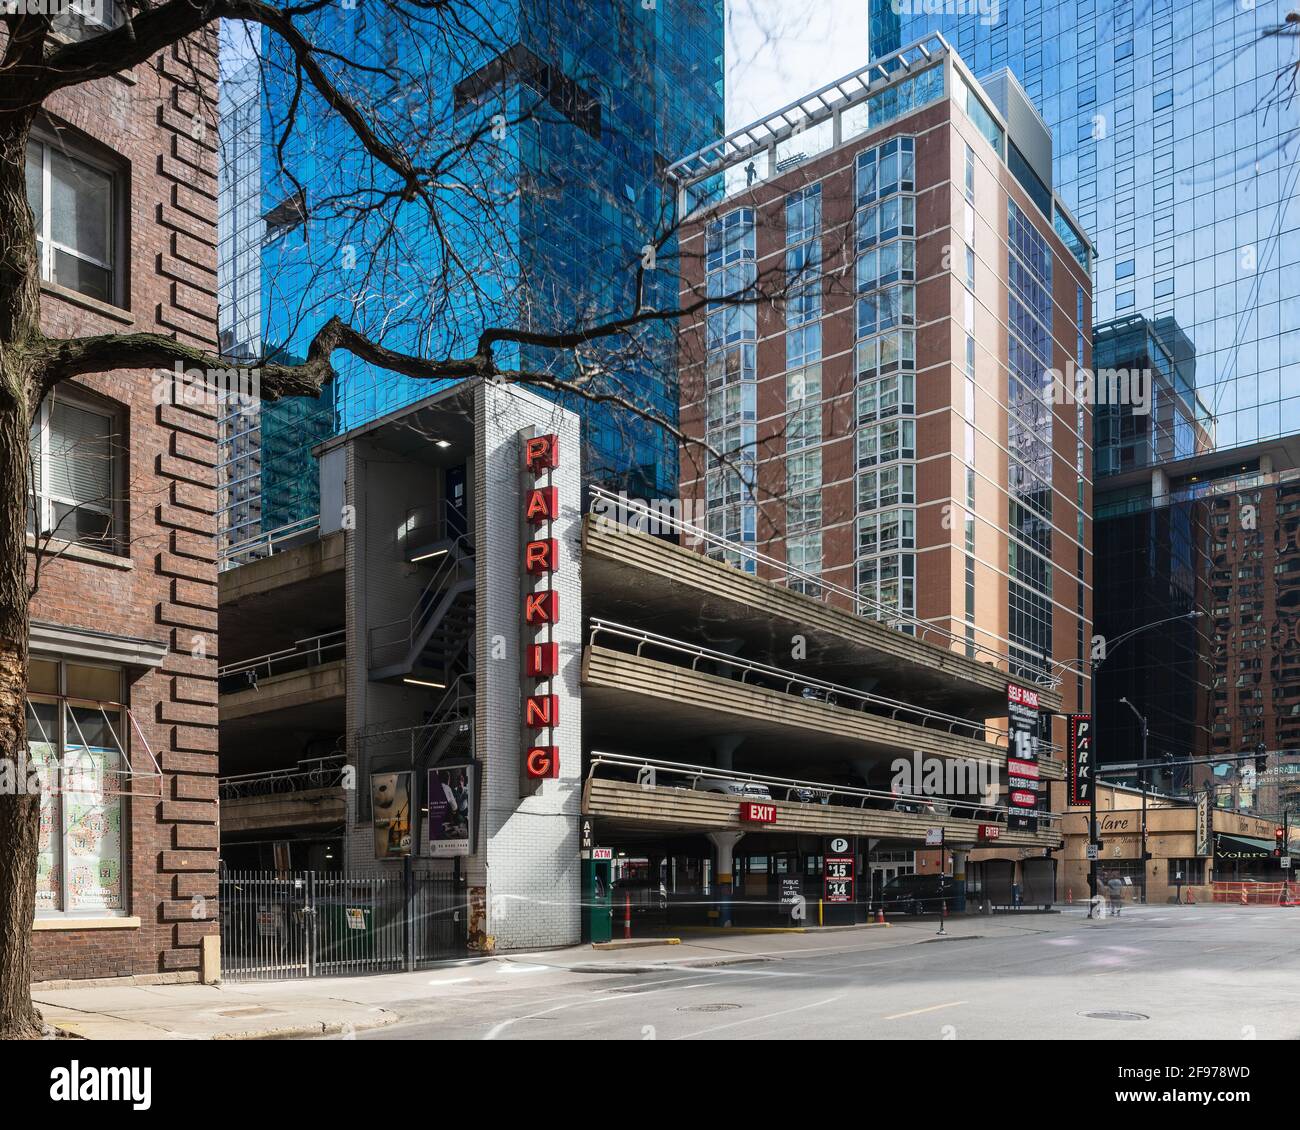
[{"x1": 522, "y1": 432, "x2": 561, "y2": 784}]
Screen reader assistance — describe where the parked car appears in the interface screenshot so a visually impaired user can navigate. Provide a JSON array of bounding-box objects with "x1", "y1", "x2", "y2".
[
  {"x1": 799, "y1": 685, "x2": 840, "y2": 706},
  {"x1": 880, "y1": 873, "x2": 955, "y2": 915},
  {"x1": 692, "y1": 777, "x2": 773, "y2": 801},
  {"x1": 784, "y1": 785, "x2": 832, "y2": 805}
]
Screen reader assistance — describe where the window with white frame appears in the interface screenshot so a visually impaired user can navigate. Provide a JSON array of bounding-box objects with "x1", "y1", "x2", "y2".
[
  {"x1": 857, "y1": 464, "x2": 915, "y2": 512},
  {"x1": 856, "y1": 284, "x2": 915, "y2": 337},
  {"x1": 28, "y1": 393, "x2": 122, "y2": 552},
  {"x1": 857, "y1": 370, "x2": 915, "y2": 424},
  {"x1": 856, "y1": 418, "x2": 915, "y2": 467},
  {"x1": 706, "y1": 344, "x2": 755, "y2": 390},
  {"x1": 856, "y1": 195, "x2": 915, "y2": 250},
  {"x1": 706, "y1": 382, "x2": 757, "y2": 432},
  {"x1": 856, "y1": 240, "x2": 915, "y2": 292},
  {"x1": 26, "y1": 132, "x2": 121, "y2": 305},
  {"x1": 857, "y1": 329, "x2": 915, "y2": 379},
  {"x1": 786, "y1": 449, "x2": 822, "y2": 496},
  {"x1": 787, "y1": 531, "x2": 822, "y2": 580},
  {"x1": 856, "y1": 508, "x2": 916, "y2": 555},
  {"x1": 51, "y1": 0, "x2": 124, "y2": 41},
  {"x1": 785, "y1": 364, "x2": 821, "y2": 452},
  {"x1": 857, "y1": 552, "x2": 916, "y2": 618},
  {"x1": 786, "y1": 491, "x2": 822, "y2": 533},
  {"x1": 27, "y1": 658, "x2": 127, "y2": 916}
]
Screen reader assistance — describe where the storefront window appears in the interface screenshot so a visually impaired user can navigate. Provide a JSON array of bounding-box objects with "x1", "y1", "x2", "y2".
[{"x1": 26, "y1": 659, "x2": 126, "y2": 915}]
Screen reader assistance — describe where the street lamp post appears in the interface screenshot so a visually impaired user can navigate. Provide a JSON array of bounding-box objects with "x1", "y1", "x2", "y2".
[
  {"x1": 1088, "y1": 610, "x2": 1202, "y2": 908},
  {"x1": 1119, "y1": 697, "x2": 1148, "y2": 903}
]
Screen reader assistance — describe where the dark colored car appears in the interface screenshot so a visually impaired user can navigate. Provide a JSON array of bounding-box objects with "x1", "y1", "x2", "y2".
[{"x1": 879, "y1": 873, "x2": 955, "y2": 915}]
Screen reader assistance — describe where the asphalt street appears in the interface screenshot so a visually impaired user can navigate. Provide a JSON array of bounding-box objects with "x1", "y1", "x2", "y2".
[{"x1": 324, "y1": 903, "x2": 1300, "y2": 1041}]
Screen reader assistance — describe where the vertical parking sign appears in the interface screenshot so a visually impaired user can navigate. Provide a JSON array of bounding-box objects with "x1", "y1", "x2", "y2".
[
  {"x1": 1007, "y1": 685, "x2": 1040, "y2": 832},
  {"x1": 1068, "y1": 714, "x2": 1094, "y2": 807}
]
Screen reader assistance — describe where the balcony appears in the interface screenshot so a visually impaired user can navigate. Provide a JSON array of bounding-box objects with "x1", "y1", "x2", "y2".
[
  {"x1": 582, "y1": 754, "x2": 1060, "y2": 850},
  {"x1": 582, "y1": 620, "x2": 1064, "y2": 784},
  {"x1": 219, "y1": 756, "x2": 348, "y2": 836}
]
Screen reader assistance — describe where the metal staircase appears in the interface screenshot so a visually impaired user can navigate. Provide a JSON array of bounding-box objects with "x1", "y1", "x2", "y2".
[{"x1": 368, "y1": 533, "x2": 476, "y2": 684}]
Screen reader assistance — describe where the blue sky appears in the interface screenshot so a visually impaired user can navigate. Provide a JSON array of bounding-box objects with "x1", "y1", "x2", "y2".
[{"x1": 725, "y1": 0, "x2": 868, "y2": 133}]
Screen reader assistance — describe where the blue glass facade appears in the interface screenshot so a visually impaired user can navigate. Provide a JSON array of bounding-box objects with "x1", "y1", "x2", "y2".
[
  {"x1": 220, "y1": 2, "x2": 723, "y2": 539},
  {"x1": 870, "y1": 0, "x2": 1300, "y2": 450}
]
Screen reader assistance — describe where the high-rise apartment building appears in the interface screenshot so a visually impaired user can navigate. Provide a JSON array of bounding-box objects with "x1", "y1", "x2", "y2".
[
  {"x1": 673, "y1": 36, "x2": 1093, "y2": 715},
  {"x1": 871, "y1": 0, "x2": 1300, "y2": 451},
  {"x1": 216, "y1": 3, "x2": 724, "y2": 560}
]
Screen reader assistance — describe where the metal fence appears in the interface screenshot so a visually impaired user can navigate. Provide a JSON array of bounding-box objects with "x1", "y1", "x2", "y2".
[{"x1": 220, "y1": 867, "x2": 466, "y2": 982}]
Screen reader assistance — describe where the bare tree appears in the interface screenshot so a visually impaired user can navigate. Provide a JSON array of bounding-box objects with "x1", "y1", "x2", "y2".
[{"x1": 0, "y1": 0, "x2": 815, "y2": 1035}]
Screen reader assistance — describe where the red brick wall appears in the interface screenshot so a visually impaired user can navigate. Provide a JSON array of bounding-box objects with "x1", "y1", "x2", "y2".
[{"x1": 28, "y1": 34, "x2": 220, "y2": 981}]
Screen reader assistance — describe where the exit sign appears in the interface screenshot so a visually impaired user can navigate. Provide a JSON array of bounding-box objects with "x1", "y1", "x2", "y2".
[{"x1": 739, "y1": 802, "x2": 777, "y2": 824}]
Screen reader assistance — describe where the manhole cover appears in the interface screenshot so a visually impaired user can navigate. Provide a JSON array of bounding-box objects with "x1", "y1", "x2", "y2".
[
  {"x1": 678, "y1": 1003, "x2": 742, "y2": 1013},
  {"x1": 1080, "y1": 1010, "x2": 1149, "y2": 1022}
]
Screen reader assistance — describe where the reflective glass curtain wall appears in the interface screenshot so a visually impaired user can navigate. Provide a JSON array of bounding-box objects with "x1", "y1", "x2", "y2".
[
  {"x1": 871, "y1": 0, "x2": 1300, "y2": 450},
  {"x1": 219, "y1": 2, "x2": 724, "y2": 541}
]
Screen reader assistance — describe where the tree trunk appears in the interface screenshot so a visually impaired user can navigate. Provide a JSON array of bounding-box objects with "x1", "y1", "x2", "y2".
[
  {"x1": 0, "y1": 404, "x2": 39, "y2": 1039},
  {"x1": 0, "y1": 112, "x2": 45, "y2": 1039}
]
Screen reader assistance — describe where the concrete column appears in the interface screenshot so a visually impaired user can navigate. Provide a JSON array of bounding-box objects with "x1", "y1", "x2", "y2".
[
  {"x1": 709, "y1": 734, "x2": 744, "y2": 773},
  {"x1": 707, "y1": 830, "x2": 746, "y2": 928},
  {"x1": 952, "y1": 849, "x2": 968, "y2": 913},
  {"x1": 1151, "y1": 467, "x2": 1169, "y2": 505}
]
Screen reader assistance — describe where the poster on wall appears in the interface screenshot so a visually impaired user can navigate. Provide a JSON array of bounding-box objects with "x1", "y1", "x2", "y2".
[
  {"x1": 371, "y1": 771, "x2": 412, "y2": 859},
  {"x1": 426, "y1": 764, "x2": 475, "y2": 857}
]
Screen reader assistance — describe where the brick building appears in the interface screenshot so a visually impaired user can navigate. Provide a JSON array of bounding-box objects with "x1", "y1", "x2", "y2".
[
  {"x1": 26, "y1": 19, "x2": 220, "y2": 980},
  {"x1": 672, "y1": 36, "x2": 1094, "y2": 732}
]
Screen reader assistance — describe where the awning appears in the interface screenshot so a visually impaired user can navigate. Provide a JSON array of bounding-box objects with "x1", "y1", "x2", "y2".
[
  {"x1": 1214, "y1": 833, "x2": 1276, "y2": 860},
  {"x1": 29, "y1": 621, "x2": 168, "y2": 669}
]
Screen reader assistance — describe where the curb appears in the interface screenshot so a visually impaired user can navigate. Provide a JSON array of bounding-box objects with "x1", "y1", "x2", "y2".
[
  {"x1": 562, "y1": 955, "x2": 772, "y2": 975},
  {"x1": 591, "y1": 938, "x2": 681, "y2": 950},
  {"x1": 214, "y1": 1011, "x2": 400, "y2": 1041}
]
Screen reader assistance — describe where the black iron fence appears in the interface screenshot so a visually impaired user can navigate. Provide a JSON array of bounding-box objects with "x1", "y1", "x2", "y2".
[{"x1": 219, "y1": 867, "x2": 466, "y2": 981}]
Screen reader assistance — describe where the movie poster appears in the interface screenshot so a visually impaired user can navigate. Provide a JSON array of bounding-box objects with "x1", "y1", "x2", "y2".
[
  {"x1": 426, "y1": 764, "x2": 474, "y2": 857},
  {"x1": 371, "y1": 771, "x2": 412, "y2": 859}
]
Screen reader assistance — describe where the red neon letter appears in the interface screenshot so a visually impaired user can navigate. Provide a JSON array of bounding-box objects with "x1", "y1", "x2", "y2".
[
  {"x1": 525, "y1": 746, "x2": 559, "y2": 779},
  {"x1": 526, "y1": 642, "x2": 559, "y2": 678},
  {"x1": 524, "y1": 434, "x2": 559, "y2": 474},
  {"x1": 525, "y1": 694, "x2": 558, "y2": 729},
  {"x1": 524, "y1": 538, "x2": 557, "y2": 574},
  {"x1": 525, "y1": 486, "x2": 558, "y2": 525},
  {"x1": 524, "y1": 590, "x2": 558, "y2": 625}
]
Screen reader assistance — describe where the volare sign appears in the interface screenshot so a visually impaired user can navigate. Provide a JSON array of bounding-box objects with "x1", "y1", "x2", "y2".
[
  {"x1": 522, "y1": 432, "x2": 561, "y2": 783},
  {"x1": 739, "y1": 802, "x2": 776, "y2": 824}
]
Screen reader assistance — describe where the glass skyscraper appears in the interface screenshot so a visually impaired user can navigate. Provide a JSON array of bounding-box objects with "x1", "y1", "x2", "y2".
[
  {"x1": 217, "y1": 2, "x2": 723, "y2": 551},
  {"x1": 870, "y1": 0, "x2": 1300, "y2": 450}
]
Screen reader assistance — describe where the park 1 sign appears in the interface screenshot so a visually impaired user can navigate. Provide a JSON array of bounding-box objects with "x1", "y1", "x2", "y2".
[
  {"x1": 1067, "y1": 714, "x2": 1093, "y2": 806},
  {"x1": 1007, "y1": 684, "x2": 1040, "y2": 832},
  {"x1": 521, "y1": 432, "x2": 561, "y2": 785}
]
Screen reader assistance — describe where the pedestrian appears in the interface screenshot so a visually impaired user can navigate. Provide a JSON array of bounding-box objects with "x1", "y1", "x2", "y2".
[{"x1": 1106, "y1": 872, "x2": 1124, "y2": 918}]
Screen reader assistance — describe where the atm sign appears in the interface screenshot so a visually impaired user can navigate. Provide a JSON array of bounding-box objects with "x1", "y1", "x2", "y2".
[{"x1": 739, "y1": 802, "x2": 777, "y2": 824}]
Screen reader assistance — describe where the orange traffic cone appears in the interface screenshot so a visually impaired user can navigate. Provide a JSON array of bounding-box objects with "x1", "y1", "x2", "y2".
[
  {"x1": 875, "y1": 905, "x2": 886, "y2": 924},
  {"x1": 1066, "y1": 887, "x2": 1072, "y2": 905}
]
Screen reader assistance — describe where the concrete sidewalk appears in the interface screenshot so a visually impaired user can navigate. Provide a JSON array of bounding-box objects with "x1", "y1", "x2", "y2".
[{"x1": 29, "y1": 908, "x2": 1153, "y2": 1039}]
